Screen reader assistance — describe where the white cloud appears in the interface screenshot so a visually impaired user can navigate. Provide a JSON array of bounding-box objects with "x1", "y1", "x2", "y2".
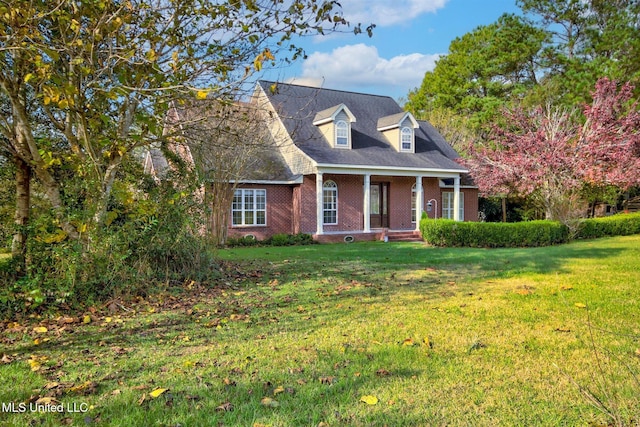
[
  {"x1": 340, "y1": 0, "x2": 448, "y2": 27},
  {"x1": 300, "y1": 44, "x2": 441, "y2": 94}
]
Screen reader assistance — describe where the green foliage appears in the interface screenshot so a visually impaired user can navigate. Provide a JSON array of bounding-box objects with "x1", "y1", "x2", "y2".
[
  {"x1": 225, "y1": 233, "x2": 315, "y2": 248},
  {"x1": 421, "y1": 213, "x2": 640, "y2": 248},
  {"x1": 576, "y1": 212, "x2": 640, "y2": 240},
  {"x1": 420, "y1": 219, "x2": 569, "y2": 247}
]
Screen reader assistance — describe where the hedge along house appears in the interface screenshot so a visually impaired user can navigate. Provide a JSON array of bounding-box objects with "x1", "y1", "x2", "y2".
[{"x1": 226, "y1": 81, "x2": 479, "y2": 243}]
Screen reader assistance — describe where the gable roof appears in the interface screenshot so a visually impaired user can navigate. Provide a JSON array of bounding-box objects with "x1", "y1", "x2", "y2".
[
  {"x1": 257, "y1": 81, "x2": 467, "y2": 173},
  {"x1": 313, "y1": 103, "x2": 356, "y2": 125},
  {"x1": 377, "y1": 112, "x2": 418, "y2": 131}
]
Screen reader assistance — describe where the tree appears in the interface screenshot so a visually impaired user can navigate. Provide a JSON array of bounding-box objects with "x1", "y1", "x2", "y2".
[
  {"x1": 517, "y1": 0, "x2": 640, "y2": 105},
  {"x1": 405, "y1": 14, "x2": 546, "y2": 129},
  {"x1": 161, "y1": 99, "x2": 280, "y2": 246},
  {"x1": 0, "y1": 1, "x2": 365, "y2": 252},
  {"x1": 461, "y1": 78, "x2": 640, "y2": 224}
]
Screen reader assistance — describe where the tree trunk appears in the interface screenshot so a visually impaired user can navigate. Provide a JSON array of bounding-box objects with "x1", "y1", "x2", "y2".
[
  {"x1": 11, "y1": 155, "x2": 30, "y2": 276},
  {"x1": 501, "y1": 197, "x2": 507, "y2": 223}
]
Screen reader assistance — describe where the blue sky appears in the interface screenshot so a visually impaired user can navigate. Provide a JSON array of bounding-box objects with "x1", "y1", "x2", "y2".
[{"x1": 261, "y1": 0, "x2": 521, "y2": 101}]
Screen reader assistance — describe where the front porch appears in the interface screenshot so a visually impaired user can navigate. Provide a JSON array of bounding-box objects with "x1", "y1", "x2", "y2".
[{"x1": 308, "y1": 168, "x2": 464, "y2": 237}]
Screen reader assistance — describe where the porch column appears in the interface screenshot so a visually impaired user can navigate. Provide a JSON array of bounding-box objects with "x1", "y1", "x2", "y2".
[
  {"x1": 453, "y1": 175, "x2": 461, "y2": 221},
  {"x1": 316, "y1": 172, "x2": 324, "y2": 235},
  {"x1": 363, "y1": 174, "x2": 371, "y2": 233},
  {"x1": 415, "y1": 176, "x2": 423, "y2": 231}
]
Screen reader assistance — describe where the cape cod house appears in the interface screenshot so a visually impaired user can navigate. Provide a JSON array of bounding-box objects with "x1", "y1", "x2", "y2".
[{"x1": 224, "y1": 81, "x2": 478, "y2": 242}]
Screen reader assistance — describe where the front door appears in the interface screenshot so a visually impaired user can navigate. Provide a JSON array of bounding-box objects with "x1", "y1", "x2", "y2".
[{"x1": 370, "y1": 182, "x2": 389, "y2": 228}]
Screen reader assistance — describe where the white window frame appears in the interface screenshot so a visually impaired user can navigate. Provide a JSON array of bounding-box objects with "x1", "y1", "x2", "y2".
[
  {"x1": 323, "y1": 180, "x2": 338, "y2": 225},
  {"x1": 232, "y1": 189, "x2": 267, "y2": 226},
  {"x1": 442, "y1": 192, "x2": 464, "y2": 220},
  {"x1": 400, "y1": 126, "x2": 413, "y2": 152},
  {"x1": 335, "y1": 120, "x2": 349, "y2": 148}
]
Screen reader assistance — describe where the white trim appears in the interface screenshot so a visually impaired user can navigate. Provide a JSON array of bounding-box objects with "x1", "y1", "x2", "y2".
[
  {"x1": 322, "y1": 180, "x2": 338, "y2": 225},
  {"x1": 227, "y1": 176, "x2": 304, "y2": 185},
  {"x1": 231, "y1": 189, "x2": 267, "y2": 227},
  {"x1": 316, "y1": 163, "x2": 468, "y2": 177},
  {"x1": 312, "y1": 103, "x2": 357, "y2": 126},
  {"x1": 363, "y1": 174, "x2": 371, "y2": 233},
  {"x1": 376, "y1": 112, "x2": 420, "y2": 131}
]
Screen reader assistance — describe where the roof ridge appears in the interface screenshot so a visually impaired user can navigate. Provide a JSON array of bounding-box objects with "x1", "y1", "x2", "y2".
[{"x1": 259, "y1": 80, "x2": 396, "y2": 101}]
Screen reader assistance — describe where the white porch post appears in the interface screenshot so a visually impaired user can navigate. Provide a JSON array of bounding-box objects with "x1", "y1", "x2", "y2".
[
  {"x1": 363, "y1": 174, "x2": 371, "y2": 233},
  {"x1": 453, "y1": 175, "x2": 461, "y2": 221},
  {"x1": 316, "y1": 172, "x2": 324, "y2": 235},
  {"x1": 415, "y1": 176, "x2": 423, "y2": 231}
]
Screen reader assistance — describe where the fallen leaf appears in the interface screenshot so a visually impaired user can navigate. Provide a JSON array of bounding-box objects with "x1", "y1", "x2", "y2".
[
  {"x1": 216, "y1": 402, "x2": 234, "y2": 412},
  {"x1": 260, "y1": 396, "x2": 279, "y2": 407},
  {"x1": 376, "y1": 369, "x2": 391, "y2": 377},
  {"x1": 273, "y1": 386, "x2": 285, "y2": 395},
  {"x1": 33, "y1": 326, "x2": 48, "y2": 334},
  {"x1": 149, "y1": 388, "x2": 168, "y2": 398},
  {"x1": 83, "y1": 315, "x2": 91, "y2": 324},
  {"x1": 574, "y1": 303, "x2": 587, "y2": 309},
  {"x1": 402, "y1": 338, "x2": 414, "y2": 347},
  {"x1": 561, "y1": 285, "x2": 573, "y2": 290},
  {"x1": 1, "y1": 354, "x2": 13, "y2": 364},
  {"x1": 36, "y1": 397, "x2": 59, "y2": 405},
  {"x1": 360, "y1": 395, "x2": 378, "y2": 405}
]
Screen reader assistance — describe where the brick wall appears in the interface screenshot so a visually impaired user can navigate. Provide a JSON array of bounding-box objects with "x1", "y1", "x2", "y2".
[{"x1": 227, "y1": 184, "x2": 294, "y2": 240}]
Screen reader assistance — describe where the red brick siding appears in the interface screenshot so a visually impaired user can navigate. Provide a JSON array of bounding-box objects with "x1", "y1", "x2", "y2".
[
  {"x1": 227, "y1": 184, "x2": 293, "y2": 240},
  {"x1": 422, "y1": 178, "x2": 441, "y2": 219},
  {"x1": 323, "y1": 174, "x2": 364, "y2": 233},
  {"x1": 299, "y1": 175, "x2": 318, "y2": 233}
]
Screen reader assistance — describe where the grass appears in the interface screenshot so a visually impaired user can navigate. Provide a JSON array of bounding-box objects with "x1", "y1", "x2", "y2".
[{"x1": 1, "y1": 236, "x2": 640, "y2": 426}]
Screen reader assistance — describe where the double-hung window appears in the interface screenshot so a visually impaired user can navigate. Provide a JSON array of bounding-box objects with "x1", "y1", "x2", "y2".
[
  {"x1": 232, "y1": 189, "x2": 266, "y2": 226},
  {"x1": 335, "y1": 120, "x2": 349, "y2": 147},
  {"x1": 442, "y1": 192, "x2": 464, "y2": 220},
  {"x1": 401, "y1": 127, "x2": 413, "y2": 151},
  {"x1": 323, "y1": 180, "x2": 338, "y2": 224}
]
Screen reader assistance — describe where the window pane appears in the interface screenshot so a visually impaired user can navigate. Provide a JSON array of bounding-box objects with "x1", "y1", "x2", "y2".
[
  {"x1": 245, "y1": 211, "x2": 254, "y2": 225},
  {"x1": 370, "y1": 185, "x2": 379, "y2": 214},
  {"x1": 232, "y1": 211, "x2": 242, "y2": 225},
  {"x1": 256, "y1": 211, "x2": 266, "y2": 225},
  {"x1": 244, "y1": 191, "x2": 254, "y2": 210}
]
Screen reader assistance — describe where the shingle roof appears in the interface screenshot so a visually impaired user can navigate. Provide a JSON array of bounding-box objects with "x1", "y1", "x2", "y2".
[{"x1": 258, "y1": 81, "x2": 467, "y2": 172}]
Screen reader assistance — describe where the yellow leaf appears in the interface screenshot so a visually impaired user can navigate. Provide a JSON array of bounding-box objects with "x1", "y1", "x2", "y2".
[
  {"x1": 195, "y1": 90, "x2": 208, "y2": 100},
  {"x1": 28, "y1": 359, "x2": 41, "y2": 371},
  {"x1": 58, "y1": 99, "x2": 69, "y2": 109},
  {"x1": 273, "y1": 386, "x2": 284, "y2": 395},
  {"x1": 260, "y1": 396, "x2": 279, "y2": 407},
  {"x1": 24, "y1": 73, "x2": 34, "y2": 83},
  {"x1": 149, "y1": 388, "x2": 168, "y2": 398},
  {"x1": 105, "y1": 317, "x2": 112, "y2": 323},
  {"x1": 402, "y1": 338, "x2": 414, "y2": 347},
  {"x1": 83, "y1": 315, "x2": 91, "y2": 324},
  {"x1": 575, "y1": 303, "x2": 587, "y2": 309},
  {"x1": 360, "y1": 395, "x2": 378, "y2": 405},
  {"x1": 33, "y1": 326, "x2": 48, "y2": 333}
]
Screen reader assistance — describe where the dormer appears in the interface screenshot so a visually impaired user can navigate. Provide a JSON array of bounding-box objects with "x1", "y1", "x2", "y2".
[
  {"x1": 313, "y1": 104, "x2": 356, "y2": 149},
  {"x1": 377, "y1": 112, "x2": 419, "y2": 153}
]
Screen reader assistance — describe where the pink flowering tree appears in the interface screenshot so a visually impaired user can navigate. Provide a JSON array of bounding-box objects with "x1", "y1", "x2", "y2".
[{"x1": 461, "y1": 78, "x2": 640, "y2": 224}]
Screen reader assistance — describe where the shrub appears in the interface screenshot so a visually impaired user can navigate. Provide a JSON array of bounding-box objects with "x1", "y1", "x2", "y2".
[
  {"x1": 576, "y1": 212, "x2": 640, "y2": 239},
  {"x1": 420, "y1": 219, "x2": 569, "y2": 248},
  {"x1": 226, "y1": 233, "x2": 315, "y2": 248}
]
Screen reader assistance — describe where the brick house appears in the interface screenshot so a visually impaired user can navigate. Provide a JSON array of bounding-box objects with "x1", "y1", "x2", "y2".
[{"x1": 225, "y1": 81, "x2": 478, "y2": 243}]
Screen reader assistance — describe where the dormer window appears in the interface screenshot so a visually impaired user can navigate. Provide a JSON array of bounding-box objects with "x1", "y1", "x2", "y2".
[
  {"x1": 401, "y1": 127, "x2": 413, "y2": 151},
  {"x1": 377, "y1": 112, "x2": 419, "y2": 153},
  {"x1": 336, "y1": 120, "x2": 349, "y2": 147},
  {"x1": 313, "y1": 104, "x2": 356, "y2": 149}
]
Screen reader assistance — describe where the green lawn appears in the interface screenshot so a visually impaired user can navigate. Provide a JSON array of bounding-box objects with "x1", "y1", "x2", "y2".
[{"x1": 1, "y1": 236, "x2": 640, "y2": 426}]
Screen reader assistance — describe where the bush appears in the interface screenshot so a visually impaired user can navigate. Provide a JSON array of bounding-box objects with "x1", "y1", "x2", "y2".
[
  {"x1": 225, "y1": 233, "x2": 315, "y2": 248},
  {"x1": 420, "y1": 219, "x2": 569, "y2": 248},
  {"x1": 576, "y1": 212, "x2": 640, "y2": 239}
]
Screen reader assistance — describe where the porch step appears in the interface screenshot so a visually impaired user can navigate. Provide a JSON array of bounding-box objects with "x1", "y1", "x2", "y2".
[{"x1": 386, "y1": 231, "x2": 423, "y2": 242}]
